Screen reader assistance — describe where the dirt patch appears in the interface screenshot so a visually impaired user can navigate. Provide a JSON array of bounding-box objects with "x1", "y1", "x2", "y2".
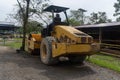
[{"x1": 0, "y1": 46, "x2": 119, "y2": 80}]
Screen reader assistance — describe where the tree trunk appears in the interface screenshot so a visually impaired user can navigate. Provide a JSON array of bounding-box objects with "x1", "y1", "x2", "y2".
[{"x1": 17, "y1": 0, "x2": 30, "y2": 51}]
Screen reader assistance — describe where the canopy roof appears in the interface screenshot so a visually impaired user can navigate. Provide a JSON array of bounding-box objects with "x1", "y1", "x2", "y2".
[
  {"x1": 43, "y1": 5, "x2": 69, "y2": 13},
  {"x1": 0, "y1": 24, "x2": 19, "y2": 30},
  {"x1": 75, "y1": 22, "x2": 120, "y2": 28}
]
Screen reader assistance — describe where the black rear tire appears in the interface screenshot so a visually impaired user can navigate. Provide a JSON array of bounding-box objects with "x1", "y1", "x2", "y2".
[{"x1": 40, "y1": 37, "x2": 58, "y2": 65}]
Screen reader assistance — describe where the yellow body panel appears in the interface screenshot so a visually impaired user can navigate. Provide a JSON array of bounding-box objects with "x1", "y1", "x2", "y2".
[
  {"x1": 52, "y1": 43, "x2": 96, "y2": 57},
  {"x1": 52, "y1": 43, "x2": 66, "y2": 57},
  {"x1": 66, "y1": 44, "x2": 91, "y2": 53},
  {"x1": 30, "y1": 34, "x2": 41, "y2": 49},
  {"x1": 53, "y1": 25, "x2": 93, "y2": 44},
  {"x1": 25, "y1": 34, "x2": 41, "y2": 52},
  {"x1": 51, "y1": 25, "x2": 99, "y2": 57},
  {"x1": 31, "y1": 34, "x2": 42, "y2": 42}
]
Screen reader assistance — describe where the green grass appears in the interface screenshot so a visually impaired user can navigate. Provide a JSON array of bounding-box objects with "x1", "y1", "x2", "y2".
[
  {"x1": 88, "y1": 53, "x2": 120, "y2": 73},
  {"x1": 0, "y1": 38, "x2": 22, "y2": 49},
  {"x1": 4, "y1": 42, "x2": 22, "y2": 49}
]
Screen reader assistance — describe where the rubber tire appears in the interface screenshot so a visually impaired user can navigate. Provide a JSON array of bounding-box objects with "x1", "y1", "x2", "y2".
[
  {"x1": 40, "y1": 37, "x2": 58, "y2": 65},
  {"x1": 68, "y1": 55, "x2": 86, "y2": 64}
]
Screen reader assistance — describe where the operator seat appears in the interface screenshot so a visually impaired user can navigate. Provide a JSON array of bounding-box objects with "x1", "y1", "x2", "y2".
[
  {"x1": 45, "y1": 14, "x2": 67, "y2": 37},
  {"x1": 47, "y1": 14, "x2": 61, "y2": 36},
  {"x1": 54, "y1": 14, "x2": 61, "y2": 23}
]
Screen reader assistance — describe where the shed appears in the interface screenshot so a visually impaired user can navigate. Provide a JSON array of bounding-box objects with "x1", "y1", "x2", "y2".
[{"x1": 75, "y1": 22, "x2": 120, "y2": 45}]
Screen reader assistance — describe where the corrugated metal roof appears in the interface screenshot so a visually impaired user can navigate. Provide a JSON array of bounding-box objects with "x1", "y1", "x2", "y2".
[
  {"x1": 0, "y1": 23, "x2": 16, "y2": 30},
  {"x1": 0, "y1": 24, "x2": 14, "y2": 27},
  {"x1": 75, "y1": 22, "x2": 120, "y2": 28},
  {"x1": 43, "y1": 5, "x2": 69, "y2": 13}
]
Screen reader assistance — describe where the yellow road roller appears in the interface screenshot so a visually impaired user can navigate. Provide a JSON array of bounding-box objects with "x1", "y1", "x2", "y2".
[
  {"x1": 25, "y1": 34, "x2": 41, "y2": 54},
  {"x1": 25, "y1": 5, "x2": 99, "y2": 65}
]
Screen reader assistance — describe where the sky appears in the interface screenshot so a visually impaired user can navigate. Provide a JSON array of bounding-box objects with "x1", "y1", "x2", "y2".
[
  {"x1": 0, "y1": 0, "x2": 116, "y2": 22},
  {"x1": 0, "y1": 0, "x2": 17, "y2": 22}
]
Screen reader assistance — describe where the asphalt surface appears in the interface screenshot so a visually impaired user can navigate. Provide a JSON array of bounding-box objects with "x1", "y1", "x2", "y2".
[{"x1": 0, "y1": 46, "x2": 120, "y2": 80}]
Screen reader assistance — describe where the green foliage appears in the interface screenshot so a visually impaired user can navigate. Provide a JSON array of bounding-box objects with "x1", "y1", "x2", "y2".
[
  {"x1": 17, "y1": 20, "x2": 43, "y2": 34},
  {"x1": 68, "y1": 10, "x2": 111, "y2": 26},
  {"x1": 70, "y1": 10, "x2": 83, "y2": 21},
  {"x1": 114, "y1": 0, "x2": 120, "y2": 21},
  {"x1": 89, "y1": 12, "x2": 111, "y2": 24},
  {"x1": 26, "y1": 20, "x2": 43, "y2": 33},
  {"x1": 69, "y1": 10, "x2": 86, "y2": 26},
  {"x1": 69, "y1": 18, "x2": 80, "y2": 26},
  {"x1": 17, "y1": 26, "x2": 23, "y2": 34},
  {"x1": 88, "y1": 54, "x2": 120, "y2": 73}
]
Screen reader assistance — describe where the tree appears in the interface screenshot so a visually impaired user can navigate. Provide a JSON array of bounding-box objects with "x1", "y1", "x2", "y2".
[
  {"x1": 29, "y1": 0, "x2": 51, "y2": 25},
  {"x1": 14, "y1": 0, "x2": 50, "y2": 25},
  {"x1": 89, "y1": 12, "x2": 111, "y2": 24},
  {"x1": 16, "y1": 0, "x2": 30, "y2": 51},
  {"x1": 114, "y1": 0, "x2": 120, "y2": 21},
  {"x1": 14, "y1": 0, "x2": 50, "y2": 51},
  {"x1": 69, "y1": 10, "x2": 86, "y2": 26},
  {"x1": 27, "y1": 20, "x2": 43, "y2": 33},
  {"x1": 68, "y1": 18, "x2": 80, "y2": 26}
]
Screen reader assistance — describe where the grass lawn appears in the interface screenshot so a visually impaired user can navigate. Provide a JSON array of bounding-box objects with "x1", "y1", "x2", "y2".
[
  {"x1": 4, "y1": 42, "x2": 22, "y2": 49},
  {"x1": 88, "y1": 53, "x2": 120, "y2": 73},
  {"x1": 0, "y1": 38, "x2": 22, "y2": 49}
]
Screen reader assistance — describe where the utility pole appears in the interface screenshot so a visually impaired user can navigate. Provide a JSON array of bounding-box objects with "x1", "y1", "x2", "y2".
[
  {"x1": 94, "y1": 13, "x2": 98, "y2": 24},
  {"x1": 78, "y1": 8, "x2": 87, "y2": 25}
]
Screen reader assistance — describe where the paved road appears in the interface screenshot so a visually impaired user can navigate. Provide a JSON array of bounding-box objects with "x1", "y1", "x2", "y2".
[{"x1": 0, "y1": 46, "x2": 119, "y2": 80}]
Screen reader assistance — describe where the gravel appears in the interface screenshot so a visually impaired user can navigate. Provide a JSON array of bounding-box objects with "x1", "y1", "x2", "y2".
[{"x1": 0, "y1": 46, "x2": 120, "y2": 80}]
